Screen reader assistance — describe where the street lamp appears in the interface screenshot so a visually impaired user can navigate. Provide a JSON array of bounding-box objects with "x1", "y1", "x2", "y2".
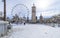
[
  {"x1": 27, "y1": 9, "x2": 29, "y2": 22},
  {"x1": 2, "y1": 0, "x2": 6, "y2": 21}
]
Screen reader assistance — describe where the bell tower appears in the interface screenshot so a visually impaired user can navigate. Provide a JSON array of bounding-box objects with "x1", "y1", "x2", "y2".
[{"x1": 32, "y1": 4, "x2": 36, "y2": 23}]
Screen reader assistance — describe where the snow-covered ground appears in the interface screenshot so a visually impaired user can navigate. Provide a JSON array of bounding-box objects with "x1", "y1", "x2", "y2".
[{"x1": 1, "y1": 24, "x2": 60, "y2": 38}]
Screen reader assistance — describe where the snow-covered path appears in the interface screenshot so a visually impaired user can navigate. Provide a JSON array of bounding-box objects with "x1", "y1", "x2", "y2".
[{"x1": 2, "y1": 24, "x2": 60, "y2": 38}]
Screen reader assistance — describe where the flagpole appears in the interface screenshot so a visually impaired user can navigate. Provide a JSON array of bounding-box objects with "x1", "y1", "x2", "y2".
[{"x1": 4, "y1": 0, "x2": 6, "y2": 21}]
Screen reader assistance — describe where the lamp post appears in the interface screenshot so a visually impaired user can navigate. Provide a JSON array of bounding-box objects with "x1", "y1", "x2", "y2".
[
  {"x1": 4, "y1": 0, "x2": 6, "y2": 21},
  {"x1": 3, "y1": 0, "x2": 6, "y2": 21},
  {"x1": 27, "y1": 9, "x2": 29, "y2": 22}
]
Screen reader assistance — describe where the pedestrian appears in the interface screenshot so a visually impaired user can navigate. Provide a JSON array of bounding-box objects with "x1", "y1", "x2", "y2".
[
  {"x1": 23, "y1": 21, "x2": 26, "y2": 25},
  {"x1": 24, "y1": 22, "x2": 25, "y2": 25}
]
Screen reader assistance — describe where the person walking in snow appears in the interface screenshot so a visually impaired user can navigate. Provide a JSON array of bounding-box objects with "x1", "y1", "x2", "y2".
[{"x1": 23, "y1": 21, "x2": 26, "y2": 25}]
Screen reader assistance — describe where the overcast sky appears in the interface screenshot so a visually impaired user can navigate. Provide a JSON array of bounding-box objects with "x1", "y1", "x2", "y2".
[{"x1": 0, "y1": 0, "x2": 60, "y2": 18}]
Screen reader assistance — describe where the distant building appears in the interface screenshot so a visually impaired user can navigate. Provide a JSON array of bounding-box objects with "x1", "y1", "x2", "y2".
[
  {"x1": 11, "y1": 14, "x2": 26, "y2": 23},
  {"x1": 11, "y1": 14, "x2": 20, "y2": 23},
  {"x1": 40, "y1": 14, "x2": 44, "y2": 23},
  {"x1": 32, "y1": 4, "x2": 36, "y2": 23},
  {"x1": 51, "y1": 15, "x2": 60, "y2": 23}
]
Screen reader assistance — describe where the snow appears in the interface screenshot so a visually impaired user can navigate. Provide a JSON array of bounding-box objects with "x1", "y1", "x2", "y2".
[
  {"x1": 0, "y1": 21, "x2": 9, "y2": 24},
  {"x1": 1, "y1": 24, "x2": 60, "y2": 38}
]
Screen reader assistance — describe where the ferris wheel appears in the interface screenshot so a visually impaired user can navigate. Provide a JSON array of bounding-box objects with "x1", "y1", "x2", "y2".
[{"x1": 11, "y1": 4, "x2": 29, "y2": 18}]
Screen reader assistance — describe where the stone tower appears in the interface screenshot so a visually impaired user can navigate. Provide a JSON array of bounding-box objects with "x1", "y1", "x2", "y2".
[
  {"x1": 32, "y1": 4, "x2": 36, "y2": 23},
  {"x1": 40, "y1": 14, "x2": 43, "y2": 23}
]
